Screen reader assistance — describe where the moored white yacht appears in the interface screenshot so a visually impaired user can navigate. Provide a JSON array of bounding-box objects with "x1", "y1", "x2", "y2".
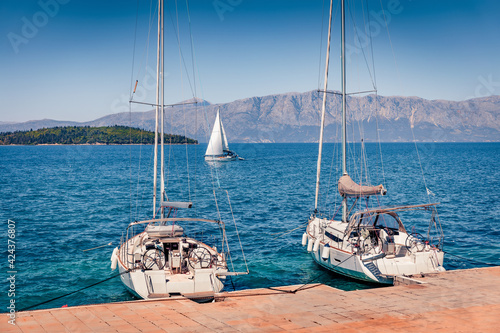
[
  {"x1": 302, "y1": 0, "x2": 445, "y2": 285},
  {"x1": 110, "y1": 0, "x2": 247, "y2": 300},
  {"x1": 113, "y1": 214, "x2": 232, "y2": 299}
]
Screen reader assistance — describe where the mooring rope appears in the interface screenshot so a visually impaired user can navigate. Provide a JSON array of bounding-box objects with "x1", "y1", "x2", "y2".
[
  {"x1": 444, "y1": 251, "x2": 497, "y2": 267},
  {"x1": 270, "y1": 221, "x2": 310, "y2": 241},
  {"x1": 290, "y1": 253, "x2": 357, "y2": 293},
  {"x1": 265, "y1": 253, "x2": 357, "y2": 295},
  {"x1": 81, "y1": 242, "x2": 113, "y2": 252},
  {"x1": 19, "y1": 269, "x2": 131, "y2": 312},
  {"x1": 225, "y1": 190, "x2": 250, "y2": 274}
]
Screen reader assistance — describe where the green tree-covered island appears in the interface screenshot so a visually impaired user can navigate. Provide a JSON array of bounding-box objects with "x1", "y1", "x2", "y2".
[{"x1": 0, "y1": 126, "x2": 198, "y2": 145}]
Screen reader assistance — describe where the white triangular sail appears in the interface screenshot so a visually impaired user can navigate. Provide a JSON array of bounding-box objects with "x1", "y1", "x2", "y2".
[
  {"x1": 205, "y1": 109, "x2": 224, "y2": 156},
  {"x1": 221, "y1": 120, "x2": 229, "y2": 151}
]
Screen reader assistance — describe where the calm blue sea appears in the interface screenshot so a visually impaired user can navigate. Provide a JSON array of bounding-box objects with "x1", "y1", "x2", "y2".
[{"x1": 1, "y1": 143, "x2": 499, "y2": 311}]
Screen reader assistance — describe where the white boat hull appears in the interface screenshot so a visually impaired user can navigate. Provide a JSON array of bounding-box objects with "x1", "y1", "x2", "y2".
[
  {"x1": 305, "y1": 0, "x2": 446, "y2": 288},
  {"x1": 117, "y1": 261, "x2": 225, "y2": 299},
  {"x1": 306, "y1": 215, "x2": 445, "y2": 285},
  {"x1": 205, "y1": 155, "x2": 237, "y2": 162},
  {"x1": 115, "y1": 232, "x2": 227, "y2": 299},
  {"x1": 112, "y1": 1, "x2": 243, "y2": 303}
]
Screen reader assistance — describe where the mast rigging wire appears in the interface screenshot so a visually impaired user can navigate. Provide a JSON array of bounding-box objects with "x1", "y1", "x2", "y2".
[
  {"x1": 372, "y1": 0, "x2": 432, "y2": 203},
  {"x1": 321, "y1": 0, "x2": 393, "y2": 216},
  {"x1": 346, "y1": 0, "x2": 376, "y2": 89}
]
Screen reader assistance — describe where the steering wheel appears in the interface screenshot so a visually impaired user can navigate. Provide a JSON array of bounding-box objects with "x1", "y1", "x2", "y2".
[
  {"x1": 188, "y1": 247, "x2": 213, "y2": 269},
  {"x1": 142, "y1": 248, "x2": 166, "y2": 270},
  {"x1": 361, "y1": 234, "x2": 382, "y2": 254},
  {"x1": 405, "y1": 233, "x2": 426, "y2": 253}
]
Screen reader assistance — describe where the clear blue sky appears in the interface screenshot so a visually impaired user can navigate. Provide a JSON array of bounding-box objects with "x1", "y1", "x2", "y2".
[{"x1": 1, "y1": 0, "x2": 499, "y2": 122}]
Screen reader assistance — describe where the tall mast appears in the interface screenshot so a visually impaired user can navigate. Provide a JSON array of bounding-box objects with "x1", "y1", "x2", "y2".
[
  {"x1": 160, "y1": 0, "x2": 165, "y2": 215},
  {"x1": 341, "y1": 0, "x2": 348, "y2": 222},
  {"x1": 153, "y1": 0, "x2": 162, "y2": 217},
  {"x1": 314, "y1": 0, "x2": 334, "y2": 212}
]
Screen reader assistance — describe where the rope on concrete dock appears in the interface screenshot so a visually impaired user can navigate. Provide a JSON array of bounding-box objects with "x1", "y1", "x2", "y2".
[
  {"x1": 285, "y1": 253, "x2": 357, "y2": 294},
  {"x1": 19, "y1": 269, "x2": 130, "y2": 312}
]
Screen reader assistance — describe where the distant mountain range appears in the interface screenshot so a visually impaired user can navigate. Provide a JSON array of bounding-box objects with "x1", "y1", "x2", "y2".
[{"x1": 2, "y1": 91, "x2": 499, "y2": 142}]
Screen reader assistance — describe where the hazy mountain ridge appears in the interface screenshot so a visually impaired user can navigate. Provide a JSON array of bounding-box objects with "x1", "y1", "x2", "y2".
[{"x1": 1, "y1": 92, "x2": 499, "y2": 142}]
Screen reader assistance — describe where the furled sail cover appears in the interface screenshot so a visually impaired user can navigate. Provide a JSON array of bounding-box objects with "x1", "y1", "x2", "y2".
[{"x1": 338, "y1": 174, "x2": 387, "y2": 197}]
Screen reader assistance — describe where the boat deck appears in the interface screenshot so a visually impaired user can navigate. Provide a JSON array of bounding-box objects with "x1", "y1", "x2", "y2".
[{"x1": 4, "y1": 266, "x2": 500, "y2": 332}]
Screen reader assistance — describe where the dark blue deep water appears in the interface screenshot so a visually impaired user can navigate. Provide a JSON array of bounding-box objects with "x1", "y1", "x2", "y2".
[{"x1": 1, "y1": 143, "x2": 499, "y2": 310}]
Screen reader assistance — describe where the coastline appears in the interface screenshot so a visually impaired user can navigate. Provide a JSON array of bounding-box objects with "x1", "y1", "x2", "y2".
[{"x1": 0, "y1": 143, "x2": 199, "y2": 146}]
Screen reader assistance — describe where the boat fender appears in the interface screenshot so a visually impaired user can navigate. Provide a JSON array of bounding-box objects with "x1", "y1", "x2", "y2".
[
  {"x1": 313, "y1": 239, "x2": 320, "y2": 252},
  {"x1": 307, "y1": 237, "x2": 314, "y2": 252},
  {"x1": 321, "y1": 244, "x2": 330, "y2": 261},
  {"x1": 110, "y1": 247, "x2": 118, "y2": 270},
  {"x1": 301, "y1": 233, "x2": 307, "y2": 246}
]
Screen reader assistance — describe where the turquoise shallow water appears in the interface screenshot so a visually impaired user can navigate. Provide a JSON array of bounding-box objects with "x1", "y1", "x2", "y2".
[{"x1": 1, "y1": 143, "x2": 499, "y2": 310}]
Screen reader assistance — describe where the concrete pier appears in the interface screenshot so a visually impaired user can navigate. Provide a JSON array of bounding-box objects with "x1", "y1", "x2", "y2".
[{"x1": 3, "y1": 266, "x2": 499, "y2": 332}]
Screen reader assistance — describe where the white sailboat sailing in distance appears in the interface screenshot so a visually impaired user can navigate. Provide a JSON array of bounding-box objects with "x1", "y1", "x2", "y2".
[{"x1": 205, "y1": 108, "x2": 242, "y2": 162}]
